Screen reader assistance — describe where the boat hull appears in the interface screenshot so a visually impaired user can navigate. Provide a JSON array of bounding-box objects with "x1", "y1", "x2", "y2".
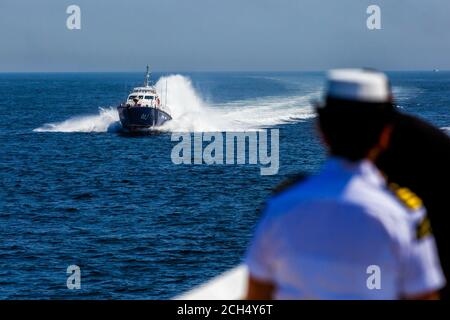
[{"x1": 117, "y1": 105, "x2": 172, "y2": 130}]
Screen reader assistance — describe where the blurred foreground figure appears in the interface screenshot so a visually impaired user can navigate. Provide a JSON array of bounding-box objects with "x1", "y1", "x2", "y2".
[
  {"x1": 245, "y1": 69, "x2": 446, "y2": 299},
  {"x1": 376, "y1": 113, "x2": 450, "y2": 299}
]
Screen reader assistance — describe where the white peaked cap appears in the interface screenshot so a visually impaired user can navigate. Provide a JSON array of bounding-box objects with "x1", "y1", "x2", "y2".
[{"x1": 326, "y1": 69, "x2": 391, "y2": 103}]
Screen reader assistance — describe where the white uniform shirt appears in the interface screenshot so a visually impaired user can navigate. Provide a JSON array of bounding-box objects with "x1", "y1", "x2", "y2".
[{"x1": 245, "y1": 158, "x2": 445, "y2": 299}]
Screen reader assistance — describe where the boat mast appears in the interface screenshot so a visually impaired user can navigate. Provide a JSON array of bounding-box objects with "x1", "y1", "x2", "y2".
[{"x1": 144, "y1": 65, "x2": 150, "y2": 87}]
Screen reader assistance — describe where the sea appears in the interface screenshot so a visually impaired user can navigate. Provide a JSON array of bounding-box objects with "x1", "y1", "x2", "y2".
[{"x1": 0, "y1": 71, "x2": 449, "y2": 299}]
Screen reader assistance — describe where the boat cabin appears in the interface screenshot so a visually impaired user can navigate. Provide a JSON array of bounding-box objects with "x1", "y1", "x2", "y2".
[{"x1": 126, "y1": 87, "x2": 160, "y2": 107}]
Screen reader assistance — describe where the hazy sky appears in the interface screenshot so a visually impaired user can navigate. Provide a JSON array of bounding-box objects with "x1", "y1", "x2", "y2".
[{"x1": 0, "y1": 0, "x2": 449, "y2": 72}]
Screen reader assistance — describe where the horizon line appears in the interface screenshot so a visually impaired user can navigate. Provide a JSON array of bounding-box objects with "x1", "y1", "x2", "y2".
[{"x1": 0, "y1": 69, "x2": 448, "y2": 74}]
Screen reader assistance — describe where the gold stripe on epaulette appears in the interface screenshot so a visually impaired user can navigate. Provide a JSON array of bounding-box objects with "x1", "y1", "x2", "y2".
[
  {"x1": 416, "y1": 217, "x2": 433, "y2": 240},
  {"x1": 397, "y1": 188, "x2": 413, "y2": 200},
  {"x1": 388, "y1": 183, "x2": 423, "y2": 211}
]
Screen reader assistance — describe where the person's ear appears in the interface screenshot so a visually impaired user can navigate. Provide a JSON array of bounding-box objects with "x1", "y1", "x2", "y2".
[{"x1": 367, "y1": 124, "x2": 394, "y2": 161}]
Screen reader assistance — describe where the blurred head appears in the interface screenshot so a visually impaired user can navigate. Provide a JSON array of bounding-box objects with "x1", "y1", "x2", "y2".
[{"x1": 316, "y1": 69, "x2": 395, "y2": 161}]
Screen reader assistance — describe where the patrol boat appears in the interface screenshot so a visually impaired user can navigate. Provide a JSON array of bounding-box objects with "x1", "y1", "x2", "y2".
[{"x1": 117, "y1": 66, "x2": 172, "y2": 131}]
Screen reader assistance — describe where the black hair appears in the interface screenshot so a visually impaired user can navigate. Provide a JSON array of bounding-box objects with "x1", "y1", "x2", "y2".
[
  {"x1": 375, "y1": 113, "x2": 450, "y2": 299},
  {"x1": 317, "y1": 97, "x2": 394, "y2": 161}
]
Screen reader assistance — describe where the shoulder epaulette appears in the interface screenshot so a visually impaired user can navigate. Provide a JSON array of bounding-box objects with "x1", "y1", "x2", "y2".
[
  {"x1": 388, "y1": 183, "x2": 433, "y2": 239},
  {"x1": 388, "y1": 183, "x2": 423, "y2": 211}
]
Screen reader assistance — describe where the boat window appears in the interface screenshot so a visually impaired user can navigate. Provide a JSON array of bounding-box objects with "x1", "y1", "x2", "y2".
[
  {"x1": 145, "y1": 96, "x2": 154, "y2": 100},
  {"x1": 128, "y1": 95, "x2": 137, "y2": 100},
  {"x1": 138, "y1": 95, "x2": 144, "y2": 99}
]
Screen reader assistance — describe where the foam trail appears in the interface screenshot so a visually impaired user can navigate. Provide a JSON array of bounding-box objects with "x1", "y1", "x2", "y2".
[
  {"x1": 156, "y1": 75, "x2": 316, "y2": 132},
  {"x1": 34, "y1": 75, "x2": 316, "y2": 133},
  {"x1": 34, "y1": 107, "x2": 120, "y2": 133}
]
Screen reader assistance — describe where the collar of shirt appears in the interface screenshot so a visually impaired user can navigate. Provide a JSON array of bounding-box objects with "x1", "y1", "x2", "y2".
[{"x1": 321, "y1": 157, "x2": 386, "y2": 189}]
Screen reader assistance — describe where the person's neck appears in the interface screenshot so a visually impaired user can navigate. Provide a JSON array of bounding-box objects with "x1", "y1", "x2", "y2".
[{"x1": 367, "y1": 146, "x2": 382, "y2": 162}]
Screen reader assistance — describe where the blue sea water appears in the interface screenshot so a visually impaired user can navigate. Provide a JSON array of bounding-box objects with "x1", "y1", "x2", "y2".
[{"x1": 0, "y1": 71, "x2": 449, "y2": 299}]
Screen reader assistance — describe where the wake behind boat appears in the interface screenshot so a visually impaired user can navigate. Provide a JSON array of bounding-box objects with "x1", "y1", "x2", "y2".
[{"x1": 117, "y1": 66, "x2": 172, "y2": 131}]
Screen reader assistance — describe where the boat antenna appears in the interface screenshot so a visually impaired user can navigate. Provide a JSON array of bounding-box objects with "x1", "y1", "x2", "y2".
[{"x1": 144, "y1": 65, "x2": 150, "y2": 87}]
